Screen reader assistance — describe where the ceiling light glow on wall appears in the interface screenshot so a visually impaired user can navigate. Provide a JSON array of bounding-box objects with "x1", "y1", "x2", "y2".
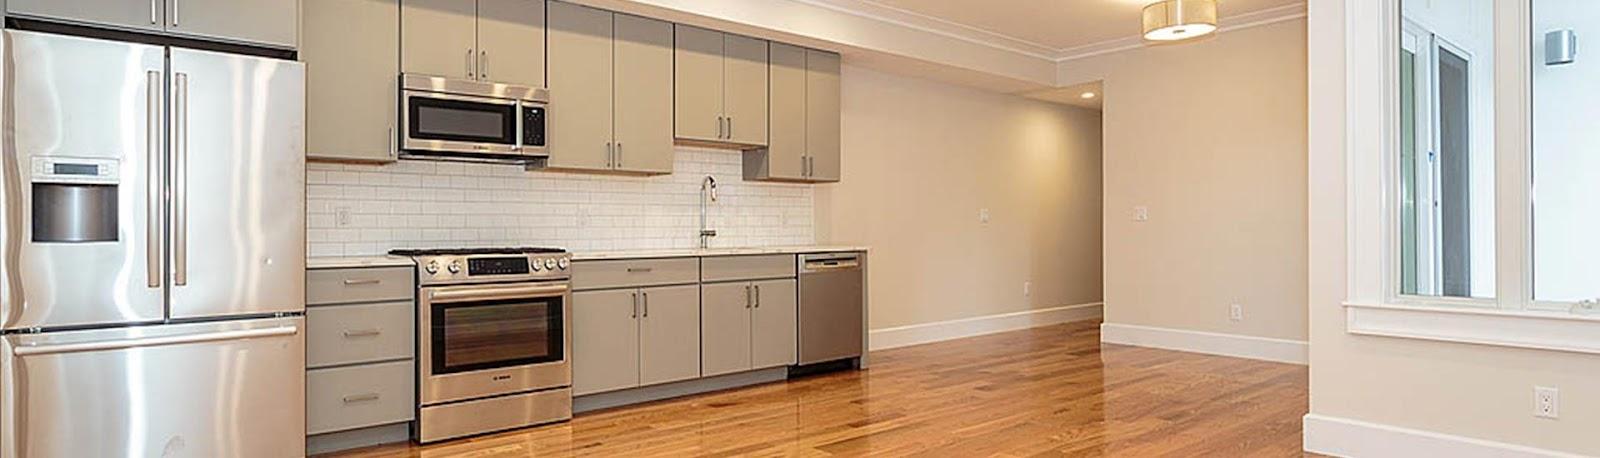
[
  {"x1": 1080, "y1": 92, "x2": 1096, "y2": 99},
  {"x1": 1142, "y1": 0, "x2": 1218, "y2": 42}
]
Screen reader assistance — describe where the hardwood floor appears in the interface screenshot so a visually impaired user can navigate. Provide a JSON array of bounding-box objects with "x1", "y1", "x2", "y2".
[{"x1": 325, "y1": 320, "x2": 1311, "y2": 457}]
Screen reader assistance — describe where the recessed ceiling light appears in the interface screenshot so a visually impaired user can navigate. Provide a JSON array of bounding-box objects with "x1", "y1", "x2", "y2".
[
  {"x1": 1143, "y1": 0, "x2": 1218, "y2": 42},
  {"x1": 1080, "y1": 92, "x2": 1097, "y2": 99}
]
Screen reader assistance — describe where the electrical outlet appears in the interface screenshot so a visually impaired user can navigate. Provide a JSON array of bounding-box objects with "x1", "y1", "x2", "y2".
[
  {"x1": 1229, "y1": 304, "x2": 1244, "y2": 322},
  {"x1": 1535, "y1": 386, "x2": 1560, "y2": 419},
  {"x1": 1134, "y1": 206, "x2": 1150, "y2": 222},
  {"x1": 979, "y1": 208, "x2": 991, "y2": 224},
  {"x1": 1023, "y1": 281, "x2": 1032, "y2": 298},
  {"x1": 334, "y1": 206, "x2": 353, "y2": 227}
]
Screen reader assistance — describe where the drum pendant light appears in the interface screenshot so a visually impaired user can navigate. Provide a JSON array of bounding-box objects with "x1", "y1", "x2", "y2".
[{"x1": 1142, "y1": 0, "x2": 1219, "y2": 42}]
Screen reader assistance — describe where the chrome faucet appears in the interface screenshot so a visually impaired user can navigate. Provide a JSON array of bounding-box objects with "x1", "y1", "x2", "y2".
[{"x1": 699, "y1": 176, "x2": 718, "y2": 249}]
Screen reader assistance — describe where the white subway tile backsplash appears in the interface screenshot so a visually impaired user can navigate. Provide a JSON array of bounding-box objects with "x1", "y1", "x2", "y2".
[{"x1": 307, "y1": 147, "x2": 815, "y2": 256}]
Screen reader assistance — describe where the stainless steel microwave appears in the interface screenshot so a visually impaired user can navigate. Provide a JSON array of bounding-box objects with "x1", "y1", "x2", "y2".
[{"x1": 400, "y1": 73, "x2": 548, "y2": 166}]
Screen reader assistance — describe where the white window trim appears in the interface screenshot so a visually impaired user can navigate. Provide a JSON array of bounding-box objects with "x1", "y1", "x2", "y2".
[{"x1": 1345, "y1": 0, "x2": 1600, "y2": 350}]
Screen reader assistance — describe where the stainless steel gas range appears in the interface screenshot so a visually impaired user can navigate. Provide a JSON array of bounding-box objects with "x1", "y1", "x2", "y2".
[{"x1": 389, "y1": 247, "x2": 574, "y2": 443}]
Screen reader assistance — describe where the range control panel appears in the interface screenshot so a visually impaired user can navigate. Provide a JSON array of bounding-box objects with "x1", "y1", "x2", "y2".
[{"x1": 411, "y1": 253, "x2": 570, "y2": 285}]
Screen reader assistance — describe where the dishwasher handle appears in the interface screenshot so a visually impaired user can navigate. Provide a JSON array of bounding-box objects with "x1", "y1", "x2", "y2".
[{"x1": 801, "y1": 255, "x2": 861, "y2": 272}]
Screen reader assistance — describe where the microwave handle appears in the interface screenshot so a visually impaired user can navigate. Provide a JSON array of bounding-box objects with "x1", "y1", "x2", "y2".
[{"x1": 514, "y1": 102, "x2": 524, "y2": 151}]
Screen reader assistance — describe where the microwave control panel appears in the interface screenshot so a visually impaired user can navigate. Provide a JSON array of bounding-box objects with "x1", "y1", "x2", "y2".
[{"x1": 521, "y1": 105, "x2": 546, "y2": 148}]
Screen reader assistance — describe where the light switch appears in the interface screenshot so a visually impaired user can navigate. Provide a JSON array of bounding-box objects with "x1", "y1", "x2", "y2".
[
  {"x1": 1134, "y1": 206, "x2": 1150, "y2": 222},
  {"x1": 979, "y1": 208, "x2": 991, "y2": 224}
]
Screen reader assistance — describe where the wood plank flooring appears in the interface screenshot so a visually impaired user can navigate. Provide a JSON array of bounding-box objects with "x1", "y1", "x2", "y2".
[{"x1": 325, "y1": 320, "x2": 1311, "y2": 457}]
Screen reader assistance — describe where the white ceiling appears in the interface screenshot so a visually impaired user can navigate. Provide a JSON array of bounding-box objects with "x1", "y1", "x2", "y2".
[{"x1": 834, "y1": 0, "x2": 1304, "y2": 57}]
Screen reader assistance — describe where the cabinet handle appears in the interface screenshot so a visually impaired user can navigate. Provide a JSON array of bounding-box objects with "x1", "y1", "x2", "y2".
[
  {"x1": 480, "y1": 50, "x2": 488, "y2": 79},
  {"x1": 170, "y1": 0, "x2": 179, "y2": 26},
  {"x1": 466, "y1": 49, "x2": 476, "y2": 79},
  {"x1": 745, "y1": 285, "x2": 753, "y2": 309},
  {"x1": 715, "y1": 116, "x2": 724, "y2": 139},
  {"x1": 727, "y1": 116, "x2": 733, "y2": 139},
  {"x1": 389, "y1": 127, "x2": 397, "y2": 158},
  {"x1": 606, "y1": 142, "x2": 613, "y2": 167},
  {"x1": 754, "y1": 285, "x2": 761, "y2": 308},
  {"x1": 150, "y1": 0, "x2": 158, "y2": 24},
  {"x1": 625, "y1": 267, "x2": 653, "y2": 273},
  {"x1": 342, "y1": 278, "x2": 381, "y2": 286},
  {"x1": 631, "y1": 292, "x2": 639, "y2": 318},
  {"x1": 616, "y1": 143, "x2": 623, "y2": 168},
  {"x1": 342, "y1": 393, "x2": 381, "y2": 404},
  {"x1": 642, "y1": 292, "x2": 649, "y2": 317},
  {"x1": 342, "y1": 328, "x2": 382, "y2": 338}
]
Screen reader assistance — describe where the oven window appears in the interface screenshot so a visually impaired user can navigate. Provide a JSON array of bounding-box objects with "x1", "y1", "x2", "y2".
[
  {"x1": 408, "y1": 96, "x2": 517, "y2": 144},
  {"x1": 432, "y1": 297, "x2": 564, "y2": 375}
]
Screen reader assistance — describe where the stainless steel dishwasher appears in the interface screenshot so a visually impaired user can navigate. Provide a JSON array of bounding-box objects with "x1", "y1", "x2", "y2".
[{"x1": 797, "y1": 252, "x2": 865, "y2": 365}]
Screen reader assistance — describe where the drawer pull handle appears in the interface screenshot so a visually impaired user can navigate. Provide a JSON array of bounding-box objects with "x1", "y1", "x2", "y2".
[
  {"x1": 342, "y1": 393, "x2": 381, "y2": 403},
  {"x1": 626, "y1": 267, "x2": 654, "y2": 273},
  {"x1": 343, "y1": 279, "x2": 382, "y2": 286},
  {"x1": 342, "y1": 329, "x2": 382, "y2": 338}
]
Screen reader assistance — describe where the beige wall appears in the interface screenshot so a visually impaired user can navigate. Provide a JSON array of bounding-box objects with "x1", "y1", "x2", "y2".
[
  {"x1": 815, "y1": 65, "x2": 1103, "y2": 330},
  {"x1": 1057, "y1": 20, "x2": 1310, "y2": 341},
  {"x1": 1308, "y1": 1, "x2": 1600, "y2": 455}
]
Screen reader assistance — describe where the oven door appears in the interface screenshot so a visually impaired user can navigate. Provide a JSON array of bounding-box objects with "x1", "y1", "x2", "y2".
[
  {"x1": 419, "y1": 282, "x2": 570, "y2": 405},
  {"x1": 402, "y1": 90, "x2": 521, "y2": 155}
]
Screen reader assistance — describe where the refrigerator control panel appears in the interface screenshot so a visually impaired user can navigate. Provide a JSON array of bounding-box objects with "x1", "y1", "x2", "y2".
[{"x1": 32, "y1": 157, "x2": 119, "y2": 185}]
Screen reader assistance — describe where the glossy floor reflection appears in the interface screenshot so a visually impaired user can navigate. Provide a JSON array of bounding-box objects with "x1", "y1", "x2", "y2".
[{"x1": 326, "y1": 320, "x2": 1311, "y2": 457}]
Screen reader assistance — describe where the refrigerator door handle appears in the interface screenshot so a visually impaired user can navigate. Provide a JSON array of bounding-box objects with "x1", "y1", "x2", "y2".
[
  {"x1": 146, "y1": 70, "x2": 162, "y2": 288},
  {"x1": 10, "y1": 325, "x2": 298, "y2": 357},
  {"x1": 172, "y1": 72, "x2": 189, "y2": 286}
]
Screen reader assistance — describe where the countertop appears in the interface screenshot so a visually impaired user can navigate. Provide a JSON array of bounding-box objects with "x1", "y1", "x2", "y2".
[{"x1": 308, "y1": 246, "x2": 867, "y2": 269}]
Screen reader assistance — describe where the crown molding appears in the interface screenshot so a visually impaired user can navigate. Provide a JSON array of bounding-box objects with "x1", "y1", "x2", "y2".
[
  {"x1": 1054, "y1": 2, "x2": 1308, "y2": 63},
  {"x1": 791, "y1": 0, "x2": 1061, "y2": 60}
]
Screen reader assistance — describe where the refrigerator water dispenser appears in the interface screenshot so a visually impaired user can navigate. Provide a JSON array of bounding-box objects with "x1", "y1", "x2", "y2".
[{"x1": 31, "y1": 157, "x2": 120, "y2": 243}]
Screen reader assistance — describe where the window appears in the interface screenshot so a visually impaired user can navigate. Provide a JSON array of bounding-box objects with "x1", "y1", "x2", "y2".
[
  {"x1": 1531, "y1": 0, "x2": 1600, "y2": 307},
  {"x1": 1396, "y1": 1, "x2": 1496, "y2": 301}
]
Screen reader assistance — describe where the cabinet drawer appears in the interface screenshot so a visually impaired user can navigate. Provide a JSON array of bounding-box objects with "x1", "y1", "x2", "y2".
[
  {"x1": 572, "y1": 258, "x2": 699, "y2": 290},
  {"x1": 307, "y1": 361, "x2": 415, "y2": 435},
  {"x1": 701, "y1": 254, "x2": 796, "y2": 282},
  {"x1": 308, "y1": 267, "x2": 413, "y2": 305},
  {"x1": 307, "y1": 302, "x2": 415, "y2": 368}
]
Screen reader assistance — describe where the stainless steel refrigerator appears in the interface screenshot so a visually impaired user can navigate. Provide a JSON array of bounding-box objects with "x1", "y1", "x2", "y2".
[{"x1": 0, "y1": 30, "x2": 306, "y2": 457}]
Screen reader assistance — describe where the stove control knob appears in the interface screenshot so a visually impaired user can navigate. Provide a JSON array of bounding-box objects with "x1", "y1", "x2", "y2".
[
  {"x1": 448, "y1": 261, "x2": 462, "y2": 274},
  {"x1": 545, "y1": 258, "x2": 558, "y2": 270},
  {"x1": 530, "y1": 259, "x2": 543, "y2": 271},
  {"x1": 557, "y1": 258, "x2": 570, "y2": 270},
  {"x1": 425, "y1": 261, "x2": 440, "y2": 274}
]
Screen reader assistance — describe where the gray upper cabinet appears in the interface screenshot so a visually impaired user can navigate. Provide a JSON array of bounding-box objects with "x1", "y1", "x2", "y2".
[
  {"x1": 746, "y1": 47, "x2": 840, "y2": 183},
  {"x1": 402, "y1": 0, "x2": 544, "y2": 86},
  {"x1": 805, "y1": 49, "x2": 842, "y2": 182},
  {"x1": 548, "y1": 2, "x2": 673, "y2": 174},
  {"x1": 674, "y1": 25, "x2": 768, "y2": 148},
  {"x1": 304, "y1": 0, "x2": 400, "y2": 163},
  {"x1": 8, "y1": 0, "x2": 298, "y2": 48}
]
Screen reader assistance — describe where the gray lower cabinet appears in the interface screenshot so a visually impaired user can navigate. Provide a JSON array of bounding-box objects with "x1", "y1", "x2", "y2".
[
  {"x1": 701, "y1": 278, "x2": 797, "y2": 377},
  {"x1": 7, "y1": 0, "x2": 298, "y2": 48},
  {"x1": 306, "y1": 361, "x2": 415, "y2": 435},
  {"x1": 572, "y1": 283, "x2": 701, "y2": 395},
  {"x1": 303, "y1": 0, "x2": 400, "y2": 163},
  {"x1": 306, "y1": 266, "x2": 416, "y2": 438}
]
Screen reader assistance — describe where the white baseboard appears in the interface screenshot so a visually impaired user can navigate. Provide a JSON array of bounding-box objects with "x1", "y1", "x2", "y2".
[
  {"x1": 1098, "y1": 322, "x2": 1308, "y2": 364},
  {"x1": 1303, "y1": 414, "x2": 1586, "y2": 458},
  {"x1": 868, "y1": 302, "x2": 1102, "y2": 351}
]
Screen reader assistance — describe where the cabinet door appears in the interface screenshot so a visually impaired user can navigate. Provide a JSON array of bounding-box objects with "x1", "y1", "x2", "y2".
[
  {"x1": 166, "y1": 0, "x2": 298, "y2": 48},
  {"x1": 304, "y1": 0, "x2": 399, "y2": 163},
  {"x1": 476, "y1": 0, "x2": 545, "y2": 87},
  {"x1": 611, "y1": 13, "x2": 675, "y2": 174},
  {"x1": 751, "y1": 279, "x2": 798, "y2": 369},
  {"x1": 402, "y1": 0, "x2": 479, "y2": 80},
  {"x1": 700, "y1": 282, "x2": 752, "y2": 377},
  {"x1": 638, "y1": 284, "x2": 701, "y2": 386},
  {"x1": 7, "y1": 0, "x2": 165, "y2": 34},
  {"x1": 722, "y1": 33, "x2": 769, "y2": 146},
  {"x1": 764, "y1": 42, "x2": 808, "y2": 180},
  {"x1": 545, "y1": 1, "x2": 613, "y2": 171},
  {"x1": 673, "y1": 25, "x2": 724, "y2": 142},
  {"x1": 806, "y1": 49, "x2": 842, "y2": 182},
  {"x1": 572, "y1": 289, "x2": 640, "y2": 396}
]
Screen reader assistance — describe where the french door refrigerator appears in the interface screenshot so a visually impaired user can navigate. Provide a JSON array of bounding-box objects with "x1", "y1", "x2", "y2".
[{"x1": 0, "y1": 30, "x2": 306, "y2": 457}]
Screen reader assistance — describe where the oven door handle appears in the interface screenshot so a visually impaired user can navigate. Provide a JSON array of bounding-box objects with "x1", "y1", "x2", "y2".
[{"x1": 427, "y1": 283, "x2": 570, "y2": 304}]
